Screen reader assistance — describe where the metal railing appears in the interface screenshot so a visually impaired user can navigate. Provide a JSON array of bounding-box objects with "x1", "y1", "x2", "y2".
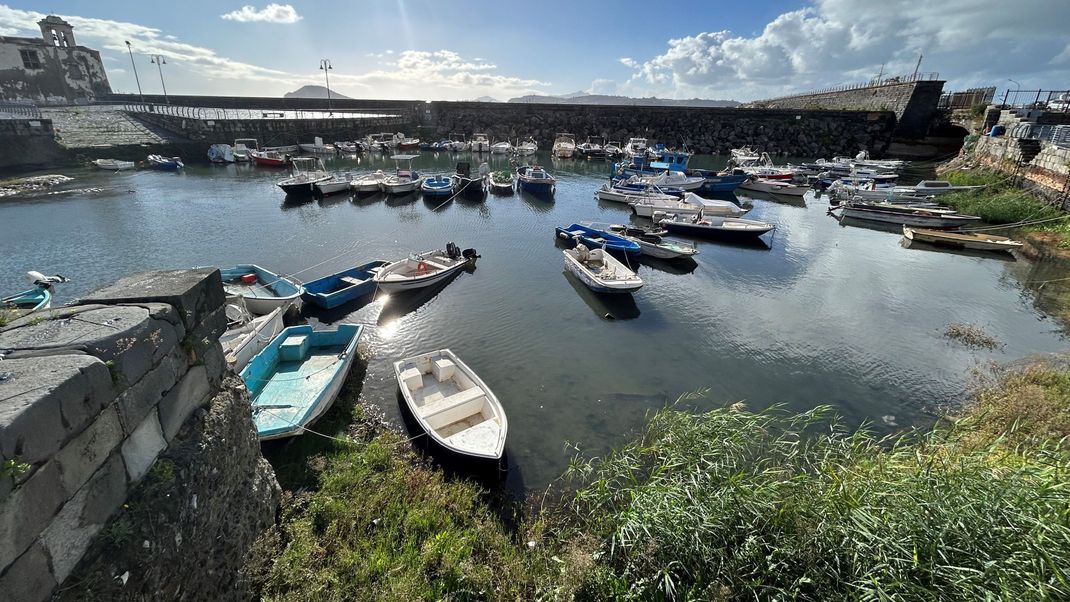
[
  {"x1": 753, "y1": 72, "x2": 941, "y2": 104},
  {"x1": 997, "y1": 89, "x2": 1070, "y2": 112},
  {"x1": 1008, "y1": 123, "x2": 1070, "y2": 148},
  {"x1": 0, "y1": 101, "x2": 42, "y2": 119},
  {"x1": 939, "y1": 87, "x2": 996, "y2": 110},
  {"x1": 122, "y1": 102, "x2": 401, "y2": 121}
]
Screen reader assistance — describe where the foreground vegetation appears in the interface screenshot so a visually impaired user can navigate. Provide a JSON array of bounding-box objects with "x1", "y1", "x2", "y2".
[
  {"x1": 249, "y1": 367, "x2": 1070, "y2": 600},
  {"x1": 941, "y1": 169, "x2": 1070, "y2": 244}
]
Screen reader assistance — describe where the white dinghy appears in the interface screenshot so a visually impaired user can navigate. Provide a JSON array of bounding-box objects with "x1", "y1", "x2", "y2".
[
  {"x1": 394, "y1": 349, "x2": 507, "y2": 460},
  {"x1": 563, "y1": 244, "x2": 643, "y2": 293},
  {"x1": 374, "y1": 243, "x2": 479, "y2": 293}
]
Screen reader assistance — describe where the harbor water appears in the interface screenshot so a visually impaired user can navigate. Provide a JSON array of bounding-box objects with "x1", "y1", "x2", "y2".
[{"x1": 2, "y1": 151, "x2": 1067, "y2": 496}]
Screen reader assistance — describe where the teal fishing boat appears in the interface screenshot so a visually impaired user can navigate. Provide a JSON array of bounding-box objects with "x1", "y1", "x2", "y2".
[
  {"x1": 241, "y1": 323, "x2": 363, "y2": 440},
  {"x1": 1, "y1": 287, "x2": 50, "y2": 316}
]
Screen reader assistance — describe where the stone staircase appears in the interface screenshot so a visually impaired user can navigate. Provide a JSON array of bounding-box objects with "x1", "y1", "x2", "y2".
[
  {"x1": 41, "y1": 105, "x2": 178, "y2": 149},
  {"x1": 1016, "y1": 138, "x2": 1043, "y2": 163}
]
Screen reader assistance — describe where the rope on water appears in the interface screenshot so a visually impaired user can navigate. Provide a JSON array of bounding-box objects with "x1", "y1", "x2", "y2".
[{"x1": 256, "y1": 405, "x2": 427, "y2": 448}]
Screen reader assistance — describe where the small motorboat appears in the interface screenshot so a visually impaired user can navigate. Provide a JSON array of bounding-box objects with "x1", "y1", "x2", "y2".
[
  {"x1": 277, "y1": 157, "x2": 331, "y2": 196},
  {"x1": 603, "y1": 141, "x2": 624, "y2": 157},
  {"x1": 302, "y1": 260, "x2": 390, "y2": 309},
  {"x1": 630, "y1": 197, "x2": 704, "y2": 218},
  {"x1": 516, "y1": 165, "x2": 555, "y2": 196},
  {"x1": 261, "y1": 144, "x2": 299, "y2": 153},
  {"x1": 469, "y1": 133, "x2": 490, "y2": 153},
  {"x1": 1, "y1": 271, "x2": 67, "y2": 320},
  {"x1": 373, "y1": 243, "x2": 479, "y2": 293},
  {"x1": 490, "y1": 141, "x2": 512, "y2": 154},
  {"x1": 893, "y1": 180, "x2": 986, "y2": 195},
  {"x1": 489, "y1": 170, "x2": 514, "y2": 194},
  {"x1": 837, "y1": 203, "x2": 982, "y2": 228},
  {"x1": 380, "y1": 154, "x2": 423, "y2": 195},
  {"x1": 352, "y1": 170, "x2": 386, "y2": 195},
  {"x1": 394, "y1": 349, "x2": 507, "y2": 460},
  {"x1": 552, "y1": 133, "x2": 576, "y2": 158},
  {"x1": 685, "y1": 170, "x2": 749, "y2": 193},
  {"x1": 396, "y1": 134, "x2": 421, "y2": 151},
  {"x1": 514, "y1": 137, "x2": 537, "y2": 156},
  {"x1": 636, "y1": 170, "x2": 706, "y2": 191},
  {"x1": 623, "y1": 137, "x2": 649, "y2": 156},
  {"x1": 421, "y1": 175, "x2": 453, "y2": 197},
  {"x1": 902, "y1": 226, "x2": 1023, "y2": 252},
  {"x1": 659, "y1": 213, "x2": 776, "y2": 240},
  {"x1": 146, "y1": 154, "x2": 183, "y2": 170},
  {"x1": 681, "y1": 192, "x2": 750, "y2": 216},
  {"x1": 220, "y1": 304, "x2": 286, "y2": 372},
  {"x1": 92, "y1": 158, "x2": 136, "y2": 171},
  {"x1": 298, "y1": 137, "x2": 336, "y2": 154},
  {"x1": 556, "y1": 223, "x2": 641, "y2": 255},
  {"x1": 595, "y1": 183, "x2": 678, "y2": 205},
  {"x1": 251, "y1": 150, "x2": 290, "y2": 167},
  {"x1": 207, "y1": 144, "x2": 234, "y2": 163},
  {"x1": 334, "y1": 140, "x2": 362, "y2": 154},
  {"x1": 313, "y1": 173, "x2": 353, "y2": 196},
  {"x1": 594, "y1": 223, "x2": 698, "y2": 260},
  {"x1": 243, "y1": 323, "x2": 363, "y2": 440},
  {"x1": 232, "y1": 138, "x2": 259, "y2": 162},
  {"x1": 613, "y1": 179, "x2": 685, "y2": 197},
  {"x1": 576, "y1": 136, "x2": 608, "y2": 160},
  {"x1": 219, "y1": 264, "x2": 304, "y2": 315},
  {"x1": 447, "y1": 134, "x2": 467, "y2": 152},
  {"x1": 451, "y1": 161, "x2": 486, "y2": 199},
  {"x1": 738, "y1": 178, "x2": 808, "y2": 197},
  {"x1": 563, "y1": 244, "x2": 643, "y2": 293}
]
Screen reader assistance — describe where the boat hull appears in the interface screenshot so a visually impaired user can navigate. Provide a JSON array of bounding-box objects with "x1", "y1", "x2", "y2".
[
  {"x1": 314, "y1": 180, "x2": 351, "y2": 196},
  {"x1": 661, "y1": 220, "x2": 775, "y2": 240},
  {"x1": 220, "y1": 264, "x2": 304, "y2": 315},
  {"x1": 303, "y1": 260, "x2": 390, "y2": 309},
  {"x1": 221, "y1": 306, "x2": 286, "y2": 372},
  {"x1": 562, "y1": 251, "x2": 642, "y2": 293},
  {"x1": 632, "y1": 201, "x2": 701, "y2": 218},
  {"x1": 841, "y1": 207, "x2": 981, "y2": 228},
  {"x1": 902, "y1": 226, "x2": 1023, "y2": 252},
  {"x1": 517, "y1": 179, "x2": 554, "y2": 195}
]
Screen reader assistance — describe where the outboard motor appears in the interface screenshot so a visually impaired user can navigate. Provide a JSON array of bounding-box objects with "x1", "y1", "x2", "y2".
[
  {"x1": 446, "y1": 242, "x2": 461, "y2": 260},
  {"x1": 461, "y1": 248, "x2": 480, "y2": 261}
]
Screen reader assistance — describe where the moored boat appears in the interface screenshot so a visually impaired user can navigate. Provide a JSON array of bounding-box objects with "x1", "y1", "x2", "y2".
[
  {"x1": 451, "y1": 161, "x2": 487, "y2": 199},
  {"x1": 738, "y1": 178, "x2": 808, "y2": 197},
  {"x1": 380, "y1": 154, "x2": 423, "y2": 195},
  {"x1": 603, "y1": 140, "x2": 624, "y2": 157},
  {"x1": 92, "y1": 158, "x2": 136, "y2": 171},
  {"x1": 207, "y1": 144, "x2": 234, "y2": 163},
  {"x1": 146, "y1": 154, "x2": 183, "y2": 170},
  {"x1": 219, "y1": 264, "x2": 304, "y2": 315},
  {"x1": 623, "y1": 137, "x2": 649, "y2": 156},
  {"x1": 352, "y1": 170, "x2": 387, "y2": 194},
  {"x1": 394, "y1": 349, "x2": 507, "y2": 460},
  {"x1": 516, "y1": 165, "x2": 555, "y2": 196},
  {"x1": 555, "y1": 223, "x2": 642, "y2": 255},
  {"x1": 562, "y1": 244, "x2": 643, "y2": 293},
  {"x1": 421, "y1": 175, "x2": 453, "y2": 197},
  {"x1": 489, "y1": 170, "x2": 514, "y2": 194},
  {"x1": 552, "y1": 133, "x2": 576, "y2": 158},
  {"x1": 277, "y1": 157, "x2": 331, "y2": 196},
  {"x1": 658, "y1": 213, "x2": 776, "y2": 240},
  {"x1": 220, "y1": 305, "x2": 286, "y2": 372},
  {"x1": 684, "y1": 169, "x2": 748, "y2": 193},
  {"x1": 514, "y1": 137, "x2": 537, "y2": 156},
  {"x1": 232, "y1": 138, "x2": 259, "y2": 162},
  {"x1": 837, "y1": 203, "x2": 982, "y2": 228},
  {"x1": 373, "y1": 243, "x2": 479, "y2": 293},
  {"x1": 490, "y1": 141, "x2": 512, "y2": 154},
  {"x1": 576, "y1": 136, "x2": 608, "y2": 160},
  {"x1": 251, "y1": 149, "x2": 290, "y2": 167},
  {"x1": 680, "y1": 192, "x2": 750, "y2": 217},
  {"x1": 596, "y1": 223, "x2": 698, "y2": 259},
  {"x1": 302, "y1": 260, "x2": 390, "y2": 308},
  {"x1": 1, "y1": 271, "x2": 67, "y2": 321},
  {"x1": 298, "y1": 137, "x2": 336, "y2": 154},
  {"x1": 313, "y1": 173, "x2": 353, "y2": 196},
  {"x1": 469, "y1": 133, "x2": 490, "y2": 153},
  {"x1": 902, "y1": 226, "x2": 1023, "y2": 252},
  {"x1": 243, "y1": 323, "x2": 363, "y2": 440},
  {"x1": 892, "y1": 180, "x2": 986, "y2": 195},
  {"x1": 595, "y1": 183, "x2": 678, "y2": 205}
]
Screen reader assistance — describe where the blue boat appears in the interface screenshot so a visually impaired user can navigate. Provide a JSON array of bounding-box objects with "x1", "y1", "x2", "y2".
[
  {"x1": 147, "y1": 154, "x2": 184, "y2": 171},
  {"x1": 219, "y1": 264, "x2": 304, "y2": 315},
  {"x1": 615, "y1": 149, "x2": 691, "y2": 177},
  {"x1": 242, "y1": 324, "x2": 363, "y2": 440},
  {"x1": 686, "y1": 169, "x2": 749, "y2": 193},
  {"x1": 612, "y1": 180, "x2": 686, "y2": 197},
  {"x1": 421, "y1": 175, "x2": 453, "y2": 196},
  {"x1": 1, "y1": 286, "x2": 50, "y2": 317},
  {"x1": 555, "y1": 223, "x2": 641, "y2": 255},
  {"x1": 517, "y1": 165, "x2": 555, "y2": 196},
  {"x1": 301, "y1": 260, "x2": 390, "y2": 309}
]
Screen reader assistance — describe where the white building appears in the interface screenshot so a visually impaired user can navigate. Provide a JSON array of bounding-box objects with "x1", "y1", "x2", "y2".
[{"x1": 0, "y1": 15, "x2": 111, "y2": 104}]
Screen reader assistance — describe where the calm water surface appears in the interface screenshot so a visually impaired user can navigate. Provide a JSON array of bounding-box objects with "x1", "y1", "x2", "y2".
[{"x1": 2, "y1": 152, "x2": 1067, "y2": 496}]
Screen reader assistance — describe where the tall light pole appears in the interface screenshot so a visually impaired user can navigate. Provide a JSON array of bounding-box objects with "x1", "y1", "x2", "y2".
[
  {"x1": 150, "y1": 55, "x2": 169, "y2": 104},
  {"x1": 1007, "y1": 78, "x2": 1021, "y2": 106},
  {"x1": 125, "y1": 40, "x2": 143, "y2": 101},
  {"x1": 319, "y1": 58, "x2": 333, "y2": 116}
]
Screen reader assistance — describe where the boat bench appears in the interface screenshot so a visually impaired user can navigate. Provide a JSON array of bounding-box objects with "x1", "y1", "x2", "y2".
[
  {"x1": 339, "y1": 276, "x2": 364, "y2": 286},
  {"x1": 420, "y1": 259, "x2": 449, "y2": 271},
  {"x1": 420, "y1": 387, "x2": 484, "y2": 421},
  {"x1": 279, "y1": 335, "x2": 309, "y2": 362}
]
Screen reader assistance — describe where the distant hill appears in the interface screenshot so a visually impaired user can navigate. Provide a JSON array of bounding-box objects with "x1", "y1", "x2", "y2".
[
  {"x1": 473, "y1": 96, "x2": 500, "y2": 103},
  {"x1": 284, "y1": 85, "x2": 353, "y2": 100},
  {"x1": 507, "y1": 93, "x2": 739, "y2": 107}
]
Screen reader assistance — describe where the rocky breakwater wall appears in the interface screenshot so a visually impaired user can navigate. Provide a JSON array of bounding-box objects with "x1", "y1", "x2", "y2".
[
  {"x1": 0, "y1": 118, "x2": 68, "y2": 171},
  {"x1": 0, "y1": 269, "x2": 279, "y2": 601},
  {"x1": 427, "y1": 102, "x2": 897, "y2": 157},
  {"x1": 973, "y1": 135, "x2": 1070, "y2": 206}
]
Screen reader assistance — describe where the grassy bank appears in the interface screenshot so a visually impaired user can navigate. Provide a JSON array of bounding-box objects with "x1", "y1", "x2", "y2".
[
  {"x1": 940, "y1": 169, "x2": 1070, "y2": 245},
  {"x1": 248, "y1": 369, "x2": 1070, "y2": 600}
]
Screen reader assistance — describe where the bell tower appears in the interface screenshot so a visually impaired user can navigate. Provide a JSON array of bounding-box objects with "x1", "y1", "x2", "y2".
[{"x1": 38, "y1": 15, "x2": 76, "y2": 48}]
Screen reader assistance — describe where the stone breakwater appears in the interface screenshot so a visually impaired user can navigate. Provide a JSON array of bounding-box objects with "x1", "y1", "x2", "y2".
[
  {"x1": 0, "y1": 269, "x2": 279, "y2": 601},
  {"x1": 425, "y1": 103, "x2": 898, "y2": 157}
]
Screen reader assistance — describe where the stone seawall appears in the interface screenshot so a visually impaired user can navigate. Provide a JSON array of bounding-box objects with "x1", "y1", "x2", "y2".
[
  {"x1": 973, "y1": 135, "x2": 1070, "y2": 206},
  {"x1": 0, "y1": 270, "x2": 279, "y2": 601},
  {"x1": 0, "y1": 118, "x2": 68, "y2": 171}
]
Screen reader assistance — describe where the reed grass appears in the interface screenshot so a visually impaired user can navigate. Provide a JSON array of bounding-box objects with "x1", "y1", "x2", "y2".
[{"x1": 940, "y1": 169, "x2": 1065, "y2": 228}]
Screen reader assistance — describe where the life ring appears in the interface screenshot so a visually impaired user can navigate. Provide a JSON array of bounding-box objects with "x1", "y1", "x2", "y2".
[{"x1": 416, "y1": 261, "x2": 429, "y2": 274}]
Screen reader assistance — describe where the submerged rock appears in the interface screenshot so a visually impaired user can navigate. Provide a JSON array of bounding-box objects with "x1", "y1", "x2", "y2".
[{"x1": 0, "y1": 174, "x2": 74, "y2": 198}]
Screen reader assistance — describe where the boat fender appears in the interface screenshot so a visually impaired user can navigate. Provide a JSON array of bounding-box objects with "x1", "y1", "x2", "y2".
[{"x1": 557, "y1": 231, "x2": 568, "y2": 240}]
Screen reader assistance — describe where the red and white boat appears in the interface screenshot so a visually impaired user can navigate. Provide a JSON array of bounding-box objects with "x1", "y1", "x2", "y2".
[
  {"x1": 251, "y1": 150, "x2": 290, "y2": 167},
  {"x1": 733, "y1": 150, "x2": 795, "y2": 181}
]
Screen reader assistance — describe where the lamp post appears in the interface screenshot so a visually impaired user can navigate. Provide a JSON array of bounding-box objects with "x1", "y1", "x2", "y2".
[
  {"x1": 125, "y1": 40, "x2": 143, "y2": 102},
  {"x1": 319, "y1": 58, "x2": 333, "y2": 116},
  {"x1": 150, "y1": 55, "x2": 168, "y2": 104},
  {"x1": 1007, "y1": 78, "x2": 1021, "y2": 107}
]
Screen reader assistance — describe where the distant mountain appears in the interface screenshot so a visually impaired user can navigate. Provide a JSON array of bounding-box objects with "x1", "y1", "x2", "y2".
[
  {"x1": 284, "y1": 85, "x2": 353, "y2": 100},
  {"x1": 507, "y1": 93, "x2": 739, "y2": 107},
  {"x1": 473, "y1": 95, "x2": 500, "y2": 102},
  {"x1": 559, "y1": 90, "x2": 590, "y2": 99}
]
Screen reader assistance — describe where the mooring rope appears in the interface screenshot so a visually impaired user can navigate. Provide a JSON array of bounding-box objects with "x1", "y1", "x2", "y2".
[{"x1": 256, "y1": 405, "x2": 427, "y2": 448}]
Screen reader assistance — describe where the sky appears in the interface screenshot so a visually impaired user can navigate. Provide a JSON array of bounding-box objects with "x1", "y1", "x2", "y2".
[{"x1": 3, "y1": 1, "x2": 1068, "y2": 102}]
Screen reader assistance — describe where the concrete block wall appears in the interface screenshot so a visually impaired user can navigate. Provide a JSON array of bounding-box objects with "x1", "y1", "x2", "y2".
[
  {"x1": 0, "y1": 269, "x2": 232, "y2": 600},
  {"x1": 973, "y1": 135, "x2": 1070, "y2": 204},
  {"x1": 0, "y1": 117, "x2": 69, "y2": 171}
]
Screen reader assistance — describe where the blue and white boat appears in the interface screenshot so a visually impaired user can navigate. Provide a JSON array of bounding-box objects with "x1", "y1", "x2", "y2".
[
  {"x1": 302, "y1": 260, "x2": 390, "y2": 309},
  {"x1": 147, "y1": 154, "x2": 184, "y2": 171},
  {"x1": 516, "y1": 165, "x2": 555, "y2": 196},
  {"x1": 1, "y1": 271, "x2": 67, "y2": 320},
  {"x1": 685, "y1": 169, "x2": 749, "y2": 193},
  {"x1": 219, "y1": 264, "x2": 303, "y2": 315},
  {"x1": 555, "y1": 223, "x2": 641, "y2": 255},
  {"x1": 242, "y1": 324, "x2": 363, "y2": 440},
  {"x1": 615, "y1": 149, "x2": 691, "y2": 177},
  {"x1": 612, "y1": 180, "x2": 685, "y2": 197},
  {"x1": 421, "y1": 175, "x2": 453, "y2": 197}
]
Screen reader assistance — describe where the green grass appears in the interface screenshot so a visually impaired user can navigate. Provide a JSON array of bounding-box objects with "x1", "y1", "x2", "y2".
[{"x1": 939, "y1": 170, "x2": 1069, "y2": 246}]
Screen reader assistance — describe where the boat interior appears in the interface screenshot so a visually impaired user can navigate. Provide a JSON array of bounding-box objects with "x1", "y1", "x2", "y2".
[{"x1": 398, "y1": 353, "x2": 502, "y2": 453}]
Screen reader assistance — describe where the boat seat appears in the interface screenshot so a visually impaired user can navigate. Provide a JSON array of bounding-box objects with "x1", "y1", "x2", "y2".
[
  {"x1": 399, "y1": 367, "x2": 423, "y2": 391},
  {"x1": 420, "y1": 259, "x2": 449, "y2": 271},
  {"x1": 279, "y1": 335, "x2": 309, "y2": 362},
  {"x1": 431, "y1": 357, "x2": 456, "y2": 382},
  {"x1": 339, "y1": 276, "x2": 364, "y2": 286},
  {"x1": 419, "y1": 387, "x2": 484, "y2": 419}
]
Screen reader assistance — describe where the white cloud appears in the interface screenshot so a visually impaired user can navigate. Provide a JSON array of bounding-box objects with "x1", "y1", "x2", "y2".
[
  {"x1": 615, "y1": 0, "x2": 1070, "y2": 101},
  {"x1": 220, "y1": 3, "x2": 302, "y2": 24}
]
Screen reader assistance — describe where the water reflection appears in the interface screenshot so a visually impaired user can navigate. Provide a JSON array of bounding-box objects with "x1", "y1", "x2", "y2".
[
  {"x1": 637, "y1": 254, "x2": 699, "y2": 275},
  {"x1": 375, "y1": 269, "x2": 467, "y2": 326},
  {"x1": 562, "y1": 270, "x2": 642, "y2": 320},
  {"x1": 899, "y1": 237, "x2": 1017, "y2": 262}
]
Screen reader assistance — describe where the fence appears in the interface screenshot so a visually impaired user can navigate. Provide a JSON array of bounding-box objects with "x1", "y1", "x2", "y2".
[
  {"x1": 121, "y1": 103, "x2": 401, "y2": 122},
  {"x1": 754, "y1": 72, "x2": 941, "y2": 104},
  {"x1": 998, "y1": 89, "x2": 1070, "y2": 112},
  {"x1": 939, "y1": 87, "x2": 996, "y2": 110},
  {"x1": 1007, "y1": 123, "x2": 1070, "y2": 149},
  {"x1": 0, "y1": 101, "x2": 42, "y2": 119}
]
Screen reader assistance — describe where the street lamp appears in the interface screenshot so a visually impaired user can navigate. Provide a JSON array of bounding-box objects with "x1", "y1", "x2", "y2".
[
  {"x1": 125, "y1": 40, "x2": 143, "y2": 102},
  {"x1": 1007, "y1": 78, "x2": 1021, "y2": 106},
  {"x1": 319, "y1": 58, "x2": 333, "y2": 116},
  {"x1": 150, "y1": 55, "x2": 168, "y2": 104}
]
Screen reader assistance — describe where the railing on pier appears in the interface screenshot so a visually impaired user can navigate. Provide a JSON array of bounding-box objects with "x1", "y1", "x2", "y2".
[
  {"x1": 121, "y1": 102, "x2": 403, "y2": 123},
  {"x1": 1008, "y1": 123, "x2": 1070, "y2": 149},
  {"x1": 939, "y1": 87, "x2": 997, "y2": 110},
  {"x1": 752, "y1": 72, "x2": 942, "y2": 104},
  {"x1": 0, "y1": 101, "x2": 42, "y2": 119},
  {"x1": 996, "y1": 89, "x2": 1070, "y2": 113}
]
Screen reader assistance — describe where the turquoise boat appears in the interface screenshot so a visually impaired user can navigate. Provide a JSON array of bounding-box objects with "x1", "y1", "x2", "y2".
[
  {"x1": 219, "y1": 264, "x2": 303, "y2": 315},
  {"x1": 302, "y1": 260, "x2": 389, "y2": 309},
  {"x1": 241, "y1": 324, "x2": 363, "y2": 440},
  {"x1": 1, "y1": 286, "x2": 51, "y2": 318}
]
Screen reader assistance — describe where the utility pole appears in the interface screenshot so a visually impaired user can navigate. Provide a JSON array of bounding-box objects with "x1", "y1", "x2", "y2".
[
  {"x1": 875, "y1": 63, "x2": 885, "y2": 85},
  {"x1": 150, "y1": 55, "x2": 168, "y2": 104},
  {"x1": 319, "y1": 58, "x2": 333, "y2": 116},
  {"x1": 912, "y1": 52, "x2": 923, "y2": 80},
  {"x1": 125, "y1": 40, "x2": 143, "y2": 101}
]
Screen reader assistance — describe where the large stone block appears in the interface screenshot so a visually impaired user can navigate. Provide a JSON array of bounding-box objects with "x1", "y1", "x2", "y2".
[
  {"x1": 41, "y1": 453, "x2": 127, "y2": 583},
  {"x1": 0, "y1": 461, "x2": 65, "y2": 571},
  {"x1": 54, "y1": 405, "x2": 123, "y2": 496},
  {"x1": 158, "y1": 365, "x2": 211, "y2": 441},
  {"x1": 0, "y1": 541, "x2": 56, "y2": 602},
  {"x1": 78, "y1": 269, "x2": 225, "y2": 330},
  {"x1": 120, "y1": 411, "x2": 166, "y2": 482},
  {"x1": 0, "y1": 355, "x2": 112, "y2": 465},
  {"x1": 114, "y1": 347, "x2": 183, "y2": 434}
]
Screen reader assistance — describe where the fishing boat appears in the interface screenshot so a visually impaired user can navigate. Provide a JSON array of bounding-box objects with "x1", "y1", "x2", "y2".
[
  {"x1": 623, "y1": 137, "x2": 649, "y2": 156},
  {"x1": 219, "y1": 264, "x2": 304, "y2": 315},
  {"x1": 251, "y1": 149, "x2": 290, "y2": 167},
  {"x1": 630, "y1": 196, "x2": 704, "y2": 218},
  {"x1": 658, "y1": 213, "x2": 776, "y2": 240},
  {"x1": 380, "y1": 154, "x2": 423, "y2": 195},
  {"x1": 207, "y1": 144, "x2": 234, "y2": 163},
  {"x1": 313, "y1": 173, "x2": 353, "y2": 196},
  {"x1": 302, "y1": 260, "x2": 391, "y2": 309},
  {"x1": 262, "y1": 144, "x2": 299, "y2": 154},
  {"x1": 1, "y1": 271, "x2": 67, "y2": 320},
  {"x1": 613, "y1": 180, "x2": 685, "y2": 197},
  {"x1": 394, "y1": 349, "x2": 507, "y2": 460},
  {"x1": 738, "y1": 178, "x2": 808, "y2": 197},
  {"x1": 352, "y1": 170, "x2": 387, "y2": 195},
  {"x1": 335, "y1": 140, "x2": 362, "y2": 154},
  {"x1": 576, "y1": 136, "x2": 608, "y2": 160},
  {"x1": 366, "y1": 132, "x2": 398, "y2": 152},
  {"x1": 892, "y1": 180, "x2": 986, "y2": 195},
  {"x1": 373, "y1": 243, "x2": 479, "y2": 293},
  {"x1": 490, "y1": 141, "x2": 512, "y2": 154},
  {"x1": 92, "y1": 158, "x2": 136, "y2": 171},
  {"x1": 837, "y1": 203, "x2": 982, "y2": 228},
  {"x1": 603, "y1": 141, "x2": 624, "y2": 157},
  {"x1": 514, "y1": 137, "x2": 537, "y2": 156},
  {"x1": 615, "y1": 150, "x2": 692, "y2": 178},
  {"x1": 146, "y1": 154, "x2": 183, "y2": 170},
  {"x1": 902, "y1": 226, "x2": 1023, "y2": 253},
  {"x1": 451, "y1": 161, "x2": 487, "y2": 199},
  {"x1": 277, "y1": 157, "x2": 331, "y2": 196},
  {"x1": 516, "y1": 165, "x2": 555, "y2": 196},
  {"x1": 396, "y1": 134, "x2": 421, "y2": 151},
  {"x1": 556, "y1": 223, "x2": 642, "y2": 255},
  {"x1": 298, "y1": 137, "x2": 336, "y2": 154},
  {"x1": 220, "y1": 304, "x2": 286, "y2": 372},
  {"x1": 447, "y1": 133, "x2": 467, "y2": 152},
  {"x1": 468, "y1": 133, "x2": 490, "y2": 153},
  {"x1": 595, "y1": 183, "x2": 678, "y2": 205},
  {"x1": 552, "y1": 133, "x2": 576, "y2": 158},
  {"x1": 634, "y1": 170, "x2": 706, "y2": 191},
  {"x1": 243, "y1": 323, "x2": 363, "y2": 440},
  {"x1": 232, "y1": 138, "x2": 259, "y2": 162},
  {"x1": 489, "y1": 170, "x2": 514, "y2": 194},
  {"x1": 680, "y1": 192, "x2": 750, "y2": 217},
  {"x1": 563, "y1": 244, "x2": 643, "y2": 293},
  {"x1": 421, "y1": 175, "x2": 453, "y2": 197},
  {"x1": 594, "y1": 223, "x2": 698, "y2": 260},
  {"x1": 685, "y1": 169, "x2": 748, "y2": 193}
]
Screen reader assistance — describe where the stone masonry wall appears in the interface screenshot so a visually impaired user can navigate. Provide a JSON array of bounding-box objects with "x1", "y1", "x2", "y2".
[
  {"x1": 973, "y1": 135, "x2": 1070, "y2": 206},
  {"x1": 0, "y1": 269, "x2": 279, "y2": 601},
  {"x1": 0, "y1": 118, "x2": 68, "y2": 171}
]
